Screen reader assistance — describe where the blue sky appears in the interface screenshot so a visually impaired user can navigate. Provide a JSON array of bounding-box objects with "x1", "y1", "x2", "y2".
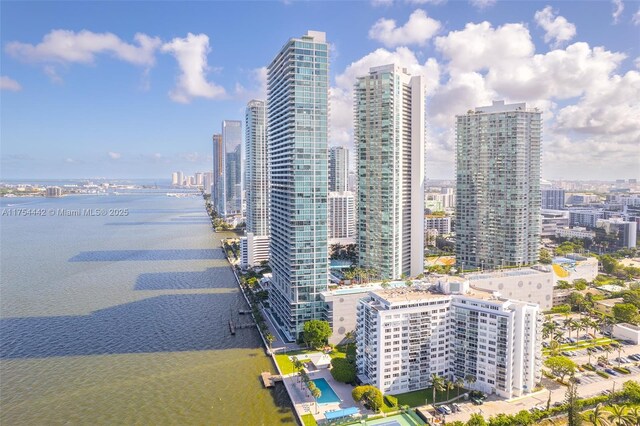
[{"x1": 1, "y1": 0, "x2": 639, "y2": 180}]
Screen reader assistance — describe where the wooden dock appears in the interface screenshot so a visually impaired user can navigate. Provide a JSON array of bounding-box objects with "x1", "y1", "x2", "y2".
[
  {"x1": 261, "y1": 372, "x2": 282, "y2": 388},
  {"x1": 228, "y1": 319, "x2": 236, "y2": 335}
]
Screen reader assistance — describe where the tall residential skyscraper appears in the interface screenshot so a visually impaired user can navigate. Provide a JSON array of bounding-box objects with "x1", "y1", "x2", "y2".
[
  {"x1": 355, "y1": 64, "x2": 425, "y2": 279},
  {"x1": 212, "y1": 133, "x2": 225, "y2": 215},
  {"x1": 245, "y1": 100, "x2": 269, "y2": 236},
  {"x1": 240, "y1": 100, "x2": 270, "y2": 269},
  {"x1": 456, "y1": 100, "x2": 542, "y2": 269},
  {"x1": 329, "y1": 146, "x2": 349, "y2": 192},
  {"x1": 267, "y1": 30, "x2": 329, "y2": 340},
  {"x1": 223, "y1": 120, "x2": 242, "y2": 215}
]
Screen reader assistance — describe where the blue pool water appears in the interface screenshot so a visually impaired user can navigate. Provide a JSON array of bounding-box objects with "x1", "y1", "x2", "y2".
[{"x1": 312, "y1": 378, "x2": 341, "y2": 404}]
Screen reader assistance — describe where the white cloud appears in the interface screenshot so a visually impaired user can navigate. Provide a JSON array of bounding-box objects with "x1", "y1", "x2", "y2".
[
  {"x1": 612, "y1": 0, "x2": 624, "y2": 24},
  {"x1": 435, "y1": 21, "x2": 534, "y2": 73},
  {"x1": 5, "y1": 30, "x2": 160, "y2": 66},
  {"x1": 369, "y1": 9, "x2": 441, "y2": 48},
  {"x1": 534, "y1": 6, "x2": 577, "y2": 47},
  {"x1": 108, "y1": 152, "x2": 122, "y2": 160},
  {"x1": 0, "y1": 76, "x2": 22, "y2": 91},
  {"x1": 469, "y1": 0, "x2": 496, "y2": 9},
  {"x1": 633, "y1": 7, "x2": 640, "y2": 25},
  {"x1": 235, "y1": 66, "x2": 268, "y2": 101},
  {"x1": 161, "y1": 33, "x2": 226, "y2": 103}
]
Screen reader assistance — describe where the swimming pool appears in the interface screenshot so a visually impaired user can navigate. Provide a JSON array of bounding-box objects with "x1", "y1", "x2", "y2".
[{"x1": 312, "y1": 378, "x2": 341, "y2": 404}]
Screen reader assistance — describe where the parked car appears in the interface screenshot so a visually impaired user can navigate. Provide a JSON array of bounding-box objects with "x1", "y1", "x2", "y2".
[
  {"x1": 436, "y1": 406, "x2": 447, "y2": 415},
  {"x1": 598, "y1": 361, "x2": 608, "y2": 367},
  {"x1": 604, "y1": 368, "x2": 618, "y2": 376},
  {"x1": 629, "y1": 354, "x2": 640, "y2": 361},
  {"x1": 451, "y1": 403, "x2": 460, "y2": 413},
  {"x1": 471, "y1": 398, "x2": 483, "y2": 405}
]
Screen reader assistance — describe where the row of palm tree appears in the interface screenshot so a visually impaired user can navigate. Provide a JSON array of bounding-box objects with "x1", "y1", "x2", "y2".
[
  {"x1": 542, "y1": 315, "x2": 601, "y2": 343},
  {"x1": 586, "y1": 403, "x2": 640, "y2": 425},
  {"x1": 342, "y1": 267, "x2": 378, "y2": 284},
  {"x1": 429, "y1": 374, "x2": 477, "y2": 405},
  {"x1": 291, "y1": 357, "x2": 322, "y2": 413}
]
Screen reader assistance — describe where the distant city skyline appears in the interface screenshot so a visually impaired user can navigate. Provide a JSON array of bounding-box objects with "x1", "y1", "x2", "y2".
[{"x1": 1, "y1": 1, "x2": 639, "y2": 180}]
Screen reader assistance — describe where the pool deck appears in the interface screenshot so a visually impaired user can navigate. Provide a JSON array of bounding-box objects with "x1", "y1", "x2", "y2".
[{"x1": 280, "y1": 364, "x2": 373, "y2": 423}]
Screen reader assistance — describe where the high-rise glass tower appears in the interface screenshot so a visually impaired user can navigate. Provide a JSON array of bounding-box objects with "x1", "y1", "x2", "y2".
[
  {"x1": 355, "y1": 64, "x2": 425, "y2": 279},
  {"x1": 223, "y1": 120, "x2": 242, "y2": 215},
  {"x1": 267, "y1": 31, "x2": 329, "y2": 340},
  {"x1": 212, "y1": 133, "x2": 225, "y2": 215},
  {"x1": 455, "y1": 100, "x2": 541, "y2": 269},
  {"x1": 329, "y1": 146, "x2": 349, "y2": 192},
  {"x1": 245, "y1": 100, "x2": 269, "y2": 236}
]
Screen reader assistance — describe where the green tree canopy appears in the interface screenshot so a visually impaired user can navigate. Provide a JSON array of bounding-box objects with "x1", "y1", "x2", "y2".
[
  {"x1": 330, "y1": 357, "x2": 356, "y2": 383},
  {"x1": 302, "y1": 320, "x2": 332, "y2": 349},
  {"x1": 466, "y1": 413, "x2": 487, "y2": 426},
  {"x1": 544, "y1": 356, "x2": 577, "y2": 382},
  {"x1": 539, "y1": 248, "x2": 552, "y2": 264},
  {"x1": 613, "y1": 303, "x2": 639, "y2": 324},
  {"x1": 351, "y1": 385, "x2": 383, "y2": 412}
]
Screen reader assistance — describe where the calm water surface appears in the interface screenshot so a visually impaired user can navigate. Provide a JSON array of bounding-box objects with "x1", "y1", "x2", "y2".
[{"x1": 0, "y1": 193, "x2": 293, "y2": 425}]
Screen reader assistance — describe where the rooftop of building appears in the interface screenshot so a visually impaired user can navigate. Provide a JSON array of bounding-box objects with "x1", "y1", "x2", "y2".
[
  {"x1": 370, "y1": 284, "x2": 497, "y2": 304},
  {"x1": 463, "y1": 266, "x2": 552, "y2": 281},
  {"x1": 616, "y1": 323, "x2": 640, "y2": 331},
  {"x1": 596, "y1": 297, "x2": 624, "y2": 307}
]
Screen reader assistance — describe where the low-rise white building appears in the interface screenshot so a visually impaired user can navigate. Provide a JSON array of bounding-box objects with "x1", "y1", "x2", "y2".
[
  {"x1": 328, "y1": 191, "x2": 356, "y2": 239},
  {"x1": 551, "y1": 254, "x2": 599, "y2": 283},
  {"x1": 425, "y1": 215, "x2": 452, "y2": 236},
  {"x1": 541, "y1": 210, "x2": 570, "y2": 237},
  {"x1": 555, "y1": 226, "x2": 595, "y2": 240},
  {"x1": 613, "y1": 323, "x2": 640, "y2": 344},
  {"x1": 356, "y1": 282, "x2": 542, "y2": 399},
  {"x1": 239, "y1": 232, "x2": 270, "y2": 268}
]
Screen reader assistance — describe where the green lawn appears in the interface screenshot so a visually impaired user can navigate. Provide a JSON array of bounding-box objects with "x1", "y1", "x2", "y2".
[
  {"x1": 394, "y1": 388, "x2": 459, "y2": 407},
  {"x1": 273, "y1": 350, "x2": 313, "y2": 375},
  {"x1": 301, "y1": 413, "x2": 317, "y2": 426}
]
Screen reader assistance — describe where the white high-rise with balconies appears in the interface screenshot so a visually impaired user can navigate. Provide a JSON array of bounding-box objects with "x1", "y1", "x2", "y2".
[
  {"x1": 267, "y1": 31, "x2": 329, "y2": 340},
  {"x1": 355, "y1": 64, "x2": 425, "y2": 279},
  {"x1": 329, "y1": 146, "x2": 349, "y2": 192},
  {"x1": 355, "y1": 281, "x2": 542, "y2": 399},
  {"x1": 456, "y1": 101, "x2": 541, "y2": 270},
  {"x1": 241, "y1": 100, "x2": 270, "y2": 268}
]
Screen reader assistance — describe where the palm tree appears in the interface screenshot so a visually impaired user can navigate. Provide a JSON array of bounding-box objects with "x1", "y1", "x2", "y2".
[
  {"x1": 549, "y1": 340, "x2": 561, "y2": 356},
  {"x1": 603, "y1": 345, "x2": 614, "y2": 361},
  {"x1": 586, "y1": 347, "x2": 595, "y2": 365},
  {"x1": 543, "y1": 321, "x2": 557, "y2": 341},
  {"x1": 430, "y1": 374, "x2": 445, "y2": 405},
  {"x1": 607, "y1": 404, "x2": 631, "y2": 426},
  {"x1": 445, "y1": 379, "x2": 455, "y2": 401},
  {"x1": 344, "y1": 330, "x2": 355, "y2": 344},
  {"x1": 265, "y1": 333, "x2": 275, "y2": 349},
  {"x1": 626, "y1": 407, "x2": 640, "y2": 426},
  {"x1": 614, "y1": 344, "x2": 625, "y2": 366},
  {"x1": 381, "y1": 279, "x2": 390, "y2": 289},
  {"x1": 464, "y1": 374, "x2": 477, "y2": 392},
  {"x1": 311, "y1": 386, "x2": 322, "y2": 414},
  {"x1": 454, "y1": 377, "x2": 464, "y2": 398},
  {"x1": 586, "y1": 403, "x2": 610, "y2": 426},
  {"x1": 597, "y1": 355, "x2": 608, "y2": 367}
]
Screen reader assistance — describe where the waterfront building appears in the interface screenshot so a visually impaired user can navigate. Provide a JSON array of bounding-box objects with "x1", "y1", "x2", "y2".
[
  {"x1": 176, "y1": 171, "x2": 184, "y2": 187},
  {"x1": 328, "y1": 191, "x2": 356, "y2": 239},
  {"x1": 241, "y1": 99, "x2": 270, "y2": 268},
  {"x1": 456, "y1": 101, "x2": 541, "y2": 269},
  {"x1": 329, "y1": 146, "x2": 349, "y2": 192},
  {"x1": 223, "y1": 120, "x2": 243, "y2": 215},
  {"x1": 195, "y1": 172, "x2": 204, "y2": 186},
  {"x1": 355, "y1": 64, "x2": 425, "y2": 280},
  {"x1": 267, "y1": 31, "x2": 330, "y2": 340},
  {"x1": 46, "y1": 186, "x2": 62, "y2": 197},
  {"x1": 212, "y1": 133, "x2": 225, "y2": 215},
  {"x1": 541, "y1": 188, "x2": 565, "y2": 210},
  {"x1": 355, "y1": 282, "x2": 541, "y2": 399},
  {"x1": 203, "y1": 172, "x2": 213, "y2": 195},
  {"x1": 171, "y1": 172, "x2": 179, "y2": 186}
]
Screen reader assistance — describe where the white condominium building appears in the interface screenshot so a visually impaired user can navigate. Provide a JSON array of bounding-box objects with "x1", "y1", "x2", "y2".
[
  {"x1": 355, "y1": 64, "x2": 425, "y2": 279},
  {"x1": 328, "y1": 191, "x2": 356, "y2": 239},
  {"x1": 329, "y1": 146, "x2": 349, "y2": 192},
  {"x1": 356, "y1": 282, "x2": 541, "y2": 399}
]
